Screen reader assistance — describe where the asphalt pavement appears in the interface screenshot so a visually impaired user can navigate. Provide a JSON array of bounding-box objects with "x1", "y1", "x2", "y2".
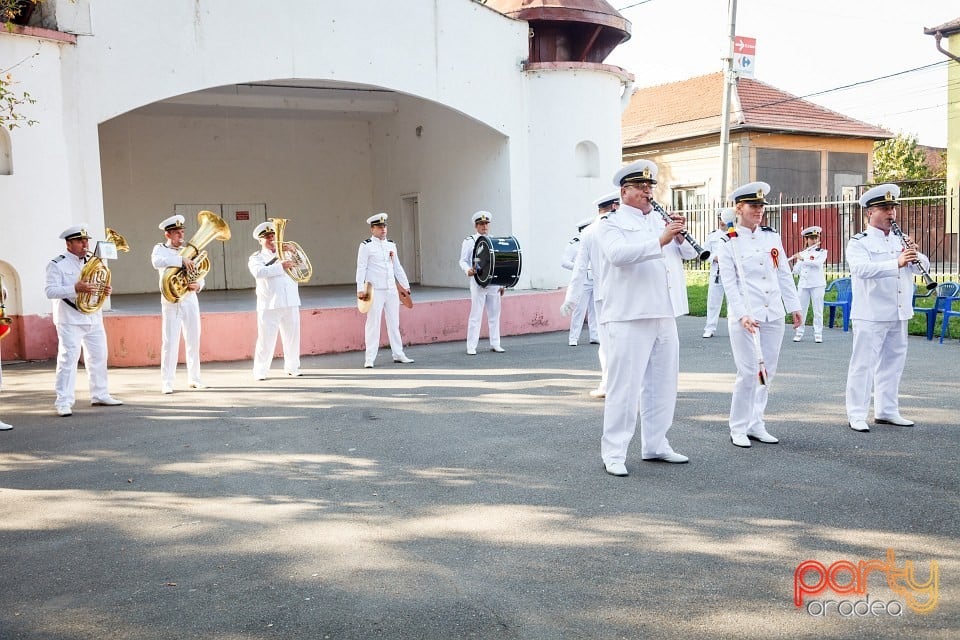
[{"x1": 1, "y1": 316, "x2": 957, "y2": 639}]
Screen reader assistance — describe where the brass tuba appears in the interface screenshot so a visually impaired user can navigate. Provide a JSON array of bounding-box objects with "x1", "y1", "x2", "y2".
[
  {"x1": 271, "y1": 217, "x2": 312, "y2": 283},
  {"x1": 76, "y1": 228, "x2": 130, "y2": 314},
  {"x1": 160, "y1": 210, "x2": 232, "y2": 303}
]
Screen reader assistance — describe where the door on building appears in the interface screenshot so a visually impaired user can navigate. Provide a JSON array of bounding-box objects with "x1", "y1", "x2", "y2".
[
  {"x1": 174, "y1": 203, "x2": 266, "y2": 291},
  {"x1": 398, "y1": 194, "x2": 421, "y2": 284}
]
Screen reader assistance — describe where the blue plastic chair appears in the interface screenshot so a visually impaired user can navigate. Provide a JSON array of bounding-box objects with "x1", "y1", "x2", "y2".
[
  {"x1": 824, "y1": 277, "x2": 852, "y2": 331},
  {"x1": 938, "y1": 285, "x2": 960, "y2": 344},
  {"x1": 914, "y1": 282, "x2": 959, "y2": 341}
]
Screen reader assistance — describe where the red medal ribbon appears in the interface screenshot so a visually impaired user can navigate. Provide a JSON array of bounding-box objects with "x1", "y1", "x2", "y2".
[{"x1": 771, "y1": 248, "x2": 779, "y2": 268}]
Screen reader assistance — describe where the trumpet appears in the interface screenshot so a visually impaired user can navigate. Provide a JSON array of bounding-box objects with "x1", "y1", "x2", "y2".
[
  {"x1": 890, "y1": 221, "x2": 936, "y2": 292},
  {"x1": 650, "y1": 200, "x2": 711, "y2": 260}
]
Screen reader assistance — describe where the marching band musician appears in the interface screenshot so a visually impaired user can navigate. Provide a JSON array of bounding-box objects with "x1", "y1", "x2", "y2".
[
  {"x1": 845, "y1": 184, "x2": 928, "y2": 433},
  {"x1": 717, "y1": 182, "x2": 802, "y2": 448},
  {"x1": 790, "y1": 225, "x2": 827, "y2": 343},
  {"x1": 356, "y1": 213, "x2": 415, "y2": 368},
  {"x1": 248, "y1": 221, "x2": 302, "y2": 380},
  {"x1": 594, "y1": 160, "x2": 694, "y2": 477},
  {"x1": 561, "y1": 191, "x2": 620, "y2": 399},
  {"x1": 151, "y1": 215, "x2": 205, "y2": 394},
  {"x1": 459, "y1": 211, "x2": 505, "y2": 355},
  {"x1": 44, "y1": 225, "x2": 123, "y2": 416},
  {"x1": 560, "y1": 217, "x2": 600, "y2": 347},
  {"x1": 0, "y1": 281, "x2": 11, "y2": 430},
  {"x1": 702, "y1": 213, "x2": 728, "y2": 338}
]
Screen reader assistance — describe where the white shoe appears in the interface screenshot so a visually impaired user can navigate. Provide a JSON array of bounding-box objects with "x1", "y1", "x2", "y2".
[
  {"x1": 793, "y1": 334, "x2": 803, "y2": 342},
  {"x1": 603, "y1": 461, "x2": 628, "y2": 477},
  {"x1": 393, "y1": 356, "x2": 415, "y2": 364},
  {"x1": 849, "y1": 420, "x2": 870, "y2": 432},
  {"x1": 814, "y1": 335, "x2": 823, "y2": 343},
  {"x1": 589, "y1": 339, "x2": 601, "y2": 344},
  {"x1": 56, "y1": 404, "x2": 73, "y2": 417},
  {"x1": 466, "y1": 348, "x2": 477, "y2": 356},
  {"x1": 363, "y1": 362, "x2": 374, "y2": 369},
  {"x1": 0, "y1": 420, "x2": 12, "y2": 431},
  {"x1": 491, "y1": 346, "x2": 505, "y2": 353},
  {"x1": 161, "y1": 385, "x2": 174, "y2": 395},
  {"x1": 702, "y1": 330, "x2": 714, "y2": 338},
  {"x1": 91, "y1": 396, "x2": 123, "y2": 406},
  {"x1": 642, "y1": 451, "x2": 690, "y2": 463},
  {"x1": 747, "y1": 430, "x2": 779, "y2": 444},
  {"x1": 588, "y1": 388, "x2": 606, "y2": 399},
  {"x1": 286, "y1": 370, "x2": 303, "y2": 377},
  {"x1": 730, "y1": 433, "x2": 751, "y2": 448},
  {"x1": 188, "y1": 381, "x2": 207, "y2": 389},
  {"x1": 568, "y1": 340, "x2": 578, "y2": 347},
  {"x1": 875, "y1": 415, "x2": 915, "y2": 427},
  {"x1": 253, "y1": 374, "x2": 267, "y2": 381}
]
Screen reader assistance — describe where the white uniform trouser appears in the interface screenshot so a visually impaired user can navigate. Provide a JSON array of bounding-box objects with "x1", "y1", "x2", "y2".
[
  {"x1": 795, "y1": 286, "x2": 825, "y2": 337},
  {"x1": 594, "y1": 299, "x2": 608, "y2": 394},
  {"x1": 254, "y1": 306, "x2": 301, "y2": 376},
  {"x1": 54, "y1": 322, "x2": 109, "y2": 407},
  {"x1": 704, "y1": 274, "x2": 724, "y2": 333},
  {"x1": 466, "y1": 280, "x2": 501, "y2": 351},
  {"x1": 601, "y1": 318, "x2": 679, "y2": 463},
  {"x1": 568, "y1": 282, "x2": 599, "y2": 344},
  {"x1": 365, "y1": 286, "x2": 405, "y2": 362},
  {"x1": 160, "y1": 295, "x2": 201, "y2": 388},
  {"x1": 727, "y1": 318, "x2": 785, "y2": 436},
  {"x1": 845, "y1": 319, "x2": 908, "y2": 422}
]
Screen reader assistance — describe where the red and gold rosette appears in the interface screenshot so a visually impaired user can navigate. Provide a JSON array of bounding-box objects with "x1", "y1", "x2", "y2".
[{"x1": 771, "y1": 248, "x2": 780, "y2": 268}]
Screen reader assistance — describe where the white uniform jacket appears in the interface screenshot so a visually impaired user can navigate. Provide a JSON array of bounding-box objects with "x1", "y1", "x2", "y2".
[
  {"x1": 459, "y1": 234, "x2": 480, "y2": 275},
  {"x1": 717, "y1": 225, "x2": 801, "y2": 321},
  {"x1": 150, "y1": 243, "x2": 205, "y2": 300},
  {"x1": 792, "y1": 246, "x2": 828, "y2": 289},
  {"x1": 44, "y1": 253, "x2": 99, "y2": 326},
  {"x1": 565, "y1": 219, "x2": 603, "y2": 306},
  {"x1": 847, "y1": 226, "x2": 929, "y2": 322},
  {"x1": 561, "y1": 236, "x2": 583, "y2": 273},
  {"x1": 594, "y1": 204, "x2": 697, "y2": 322},
  {"x1": 248, "y1": 249, "x2": 301, "y2": 311},
  {"x1": 356, "y1": 237, "x2": 410, "y2": 291}
]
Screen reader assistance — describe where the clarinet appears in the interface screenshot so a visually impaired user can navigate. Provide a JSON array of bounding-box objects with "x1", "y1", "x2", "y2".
[
  {"x1": 650, "y1": 200, "x2": 711, "y2": 260},
  {"x1": 890, "y1": 221, "x2": 937, "y2": 292}
]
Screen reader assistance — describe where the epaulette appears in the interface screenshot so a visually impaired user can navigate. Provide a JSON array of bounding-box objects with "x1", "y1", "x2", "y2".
[
  {"x1": 814, "y1": 247, "x2": 823, "y2": 252},
  {"x1": 760, "y1": 225, "x2": 775, "y2": 232},
  {"x1": 720, "y1": 235, "x2": 731, "y2": 243},
  {"x1": 852, "y1": 232, "x2": 867, "y2": 240},
  {"x1": 386, "y1": 239, "x2": 396, "y2": 244},
  {"x1": 464, "y1": 235, "x2": 474, "y2": 242},
  {"x1": 362, "y1": 238, "x2": 373, "y2": 244},
  {"x1": 250, "y1": 251, "x2": 261, "y2": 258},
  {"x1": 51, "y1": 254, "x2": 66, "y2": 263},
  {"x1": 568, "y1": 237, "x2": 580, "y2": 245}
]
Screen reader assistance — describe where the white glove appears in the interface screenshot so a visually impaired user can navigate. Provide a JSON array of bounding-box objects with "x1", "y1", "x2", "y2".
[{"x1": 560, "y1": 300, "x2": 575, "y2": 317}]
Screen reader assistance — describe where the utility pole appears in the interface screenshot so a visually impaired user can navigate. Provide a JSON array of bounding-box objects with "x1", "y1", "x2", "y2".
[{"x1": 718, "y1": 0, "x2": 738, "y2": 204}]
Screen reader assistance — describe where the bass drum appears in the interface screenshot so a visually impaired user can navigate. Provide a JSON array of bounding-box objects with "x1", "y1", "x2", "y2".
[{"x1": 473, "y1": 235, "x2": 522, "y2": 288}]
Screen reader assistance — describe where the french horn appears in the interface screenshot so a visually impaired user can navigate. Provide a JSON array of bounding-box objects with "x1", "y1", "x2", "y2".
[
  {"x1": 76, "y1": 228, "x2": 130, "y2": 314},
  {"x1": 160, "y1": 211, "x2": 231, "y2": 303}
]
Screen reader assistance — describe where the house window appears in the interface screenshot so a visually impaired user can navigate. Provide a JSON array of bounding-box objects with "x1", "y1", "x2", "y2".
[{"x1": 672, "y1": 185, "x2": 706, "y2": 211}]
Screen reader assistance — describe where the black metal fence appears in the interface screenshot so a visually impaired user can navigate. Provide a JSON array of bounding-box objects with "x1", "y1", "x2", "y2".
[{"x1": 677, "y1": 184, "x2": 959, "y2": 281}]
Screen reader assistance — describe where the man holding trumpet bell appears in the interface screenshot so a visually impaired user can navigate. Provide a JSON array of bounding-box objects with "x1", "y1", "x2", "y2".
[{"x1": 845, "y1": 183, "x2": 929, "y2": 433}]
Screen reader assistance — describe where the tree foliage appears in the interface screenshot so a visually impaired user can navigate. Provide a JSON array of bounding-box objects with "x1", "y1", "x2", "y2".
[
  {"x1": 872, "y1": 133, "x2": 945, "y2": 197},
  {"x1": 1, "y1": 0, "x2": 41, "y2": 130}
]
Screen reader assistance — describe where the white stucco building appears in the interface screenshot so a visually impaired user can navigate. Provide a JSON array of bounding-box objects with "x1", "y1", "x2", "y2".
[{"x1": 0, "y1": 0, "x2": 632, "y2": 361}]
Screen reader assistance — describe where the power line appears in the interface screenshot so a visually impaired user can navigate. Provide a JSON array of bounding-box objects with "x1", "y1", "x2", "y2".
[{"x1": 616, "y1": 1, "x2": 655, "y2": 10}]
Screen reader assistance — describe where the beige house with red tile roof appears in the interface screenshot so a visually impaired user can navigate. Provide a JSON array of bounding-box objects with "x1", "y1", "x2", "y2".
[{"x1": 622, "y1": 73, "x2": 893, "y2": 208}]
